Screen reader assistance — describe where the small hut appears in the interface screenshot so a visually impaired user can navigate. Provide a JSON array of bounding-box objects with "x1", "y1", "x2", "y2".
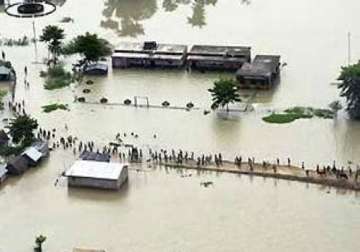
[
  {"x1": 83, "y1": 63, "x2": 108, "y2": 75},
  {"x1": 6, "y1": 155, "x2": 29, "y2": 175},
  {"x1": 0, "y1": 130, "x2": 9, "y2": 146},
  {"x1": 22, "y1": 147, "x2": 43, "y2": 166},
  {"x1": 236, "y1": 55, "x2": 281, "y2": 89}
]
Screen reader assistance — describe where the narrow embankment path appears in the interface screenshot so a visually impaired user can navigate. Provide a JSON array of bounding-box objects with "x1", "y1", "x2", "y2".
[{"x1": 157, "y1": 160, "x2": 360, "y2": 191}]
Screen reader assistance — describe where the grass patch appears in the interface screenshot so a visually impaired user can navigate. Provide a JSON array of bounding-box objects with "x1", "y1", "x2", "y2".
[
  {"x1": 263, "y1": 106, "x2": 334, "y2": 124},
  {"x1": 42, "y1": 103, "x2": 69, "y2": 113},
  {"x1": 42, "y1": 65, "x2": 73, "y2": 90},
  {"x1": 263, "y1": 113, "x2": 302, "y2": 124}
]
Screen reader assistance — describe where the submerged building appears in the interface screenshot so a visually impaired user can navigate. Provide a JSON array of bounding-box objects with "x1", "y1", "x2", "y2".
[
  {"x1": 236, "y1": 55, "x2": 281, "y2": 89},
  {"x1": 112, "y1": 41, "x2": 188, "y2": 68},
  {"x1": 65, "y1": 160, "x2": 128, "y2": 190},
  {"x1": 187, "y1": 45, "x2": 251, "y2": 71}
]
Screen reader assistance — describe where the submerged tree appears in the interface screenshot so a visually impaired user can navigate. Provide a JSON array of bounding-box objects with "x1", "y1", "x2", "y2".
[
  {"x1": 34, "y1": 234, "x2": 46, "y2": 252},
  {"x1": 208, "y1": 78, "x2": 241, "y2": 112},
  {"x1": 39, "y1": 25, "x2": 65, "y2": 63},
  {"x1": 63, "y1": 32, "x2": 112, "y2": 65},
  {"x1": 338, "y1": 63, "x2": 360, "y2": 119},
  {"x1": 7, "y1": 115, "x2": 38, "y2": 147}
]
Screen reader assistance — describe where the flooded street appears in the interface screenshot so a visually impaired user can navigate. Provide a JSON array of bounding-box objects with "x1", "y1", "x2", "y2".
[{"x1": 1, "y1": 0, "x2": 360, "y2": 251}]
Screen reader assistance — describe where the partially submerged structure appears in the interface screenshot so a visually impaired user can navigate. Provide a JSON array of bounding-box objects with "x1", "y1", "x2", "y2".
[
  {"x1": 83, "y1": 62, "x2": 108, "y2": 75},
  {"x1": 112, "y1": 41, "x2": 188, "y2": 68},
  {"x1": 22, "y1": 147, "x2": 43, "y2": 166},
  {"x1": 236, "y1": 55, "x2": 281, "y2": 89},
  {"x1": 187, "y1": 45, "x2": 251, "y2": 71},
  {"x1": 5, "y1": 140, "x2": 49, "y2": 175},
  {"x1": 6, "y1": 155, "x2": 29, "y2": 175},
  {"x1": 65, "y1": 160, "x2": 128, "y2": 190},
  {"x1": 79, "y1": 151, "x2": 110, "y2": 162}
]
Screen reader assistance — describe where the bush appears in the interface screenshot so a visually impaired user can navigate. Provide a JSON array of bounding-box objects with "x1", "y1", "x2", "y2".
[
  {"x1": 0, "y1": 144, "x2": 25, "y2": 157},
  {"x1": 263, "y1": 113, "x2": 300, "y2": 124},
  {"x1": 42, "y1": 65, "x2": 73, "y2": 90},
  {"x1": 42, "y1": 103, "x2": 69, "y2": 113}
]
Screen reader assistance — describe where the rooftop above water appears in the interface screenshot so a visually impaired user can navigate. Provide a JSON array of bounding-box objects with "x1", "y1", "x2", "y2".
[{"x1": 114, "y1": 41, "x2": 187, "y2": 54}]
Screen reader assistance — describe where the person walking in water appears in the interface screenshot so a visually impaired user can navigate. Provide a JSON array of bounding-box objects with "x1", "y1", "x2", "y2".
[{"x1": 1, "y1": 51, "x2": 5, "y2": 60}]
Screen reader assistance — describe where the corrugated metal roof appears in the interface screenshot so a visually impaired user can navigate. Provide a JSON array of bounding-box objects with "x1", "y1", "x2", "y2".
[
  {"x1": 23, "y1": 147, "x2": 42, "y2": 162},
  {"x1": 65, "y1": 160, "x2": 127, "y2": 180},
  {"x1": 0, "y1": 165, "x2": 7, "y2": 177}
]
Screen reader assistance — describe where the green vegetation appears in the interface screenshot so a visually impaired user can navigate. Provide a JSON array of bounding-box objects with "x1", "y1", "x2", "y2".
[
  {"x1": 42, "y1": 103, "x2": 69, "y2": 113},
  {"x1": 263, "y1": 106, "x2": 335, "y2": 124},
  {"x1": 42, "y1": 65, "x2": 73, "y2": 90},
  {"x1": 0, "y1": 145, "x2": 24, "y2": 157},
  {"x1": 0, "y1": 36, "x2": 30, "y2": 46},
  {"x1": 34, "y1": 235, "x2": 46, "y2": 252},
  {"x1": 40, "y1": 25, "x2": 65, "y2": 63},
  {"x1": 208, "y1": 78, "x2": 241, "y2": 112},
  {"x1": 63, "y1": 32, "x2": 112, "y2": 65},
  {"x1": 338, "y1": 63, "x2": 360, "y2": 119},
  {"x1": 6, "y1": 115, "x2": 38, "y2": 147}
]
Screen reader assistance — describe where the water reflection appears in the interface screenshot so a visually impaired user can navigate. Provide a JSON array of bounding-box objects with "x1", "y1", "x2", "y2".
[
  {"x1": 101, "y1": 0, "x2": 251, "y2": 36},
  {"x1": 101, "y1": 0, "x2": 158, "y2": 37}
]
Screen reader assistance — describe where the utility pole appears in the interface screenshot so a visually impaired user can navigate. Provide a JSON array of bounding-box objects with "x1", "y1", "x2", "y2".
[{"x1": 348, "y1": 32, "x2": 351, "y2": 66}]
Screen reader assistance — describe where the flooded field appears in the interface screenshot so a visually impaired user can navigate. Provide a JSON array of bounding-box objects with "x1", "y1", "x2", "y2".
[{"x1": 1, "y1": 0, "x2": 360, "y2": 251}]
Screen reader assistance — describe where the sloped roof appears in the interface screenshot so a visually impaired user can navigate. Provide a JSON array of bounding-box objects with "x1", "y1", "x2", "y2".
[
  {"x1": 0, "y1": 165, "x2": 7, "y2": 178},
  {"x1": 23, "y1": 147, "x2": 42, "y2": 162}
]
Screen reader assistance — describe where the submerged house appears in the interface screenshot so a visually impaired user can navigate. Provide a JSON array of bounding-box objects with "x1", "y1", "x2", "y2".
[
  {"x1": 6, "y1": 155, "x2": 29, "y2": 175},
  {"x1": 79, "y1": 151, "x2": 110, "y2": 162},
  {"x1": 83, "y1": 62, "x2": 108, "y2": 75},
  {"x1": 187, "y1": 45, "x2": 251, "y2": 71},
  {"x1": 65, "y1": 160, "x2": 128, "y2": 190},
  {"x1": 112, "y1": 41, "x2": 188, "y2": 68},
  {"x1": 236, "y1": 55, "x2": 281, "y2": 89},
  {"x1": 22, "y1": 147, "x2": 43, "y2": 166}
]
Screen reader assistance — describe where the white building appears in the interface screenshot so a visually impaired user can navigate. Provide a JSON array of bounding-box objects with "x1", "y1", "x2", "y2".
[{"x1": 65, "y1": 160, "x2": 128, "y2": 190}]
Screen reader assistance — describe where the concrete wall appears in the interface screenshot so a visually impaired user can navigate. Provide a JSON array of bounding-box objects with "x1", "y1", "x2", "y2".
[{"x1": 68, "y1": 177, "x2": 119, "y2": 190}]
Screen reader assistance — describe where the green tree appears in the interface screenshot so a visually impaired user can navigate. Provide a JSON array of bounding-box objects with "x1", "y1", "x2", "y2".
[
  {"x1": 7, "y1": 115, "x2": 38, "y2": 147},
  {"x1": 208, "y1": 78, "x2": 241, "y2": 112},
  {"x1": 39, "y1": 25, "x2": 65, "y2": 63},
  {"x1": 34, "y1": 234, "x2": 46, "y2": 252},
  {"x1": 338, "y1": 63, "x2": 360, "y2": 119},
  {"x1": 63, "y1": 32, "x2": 112, "y2": 65}
]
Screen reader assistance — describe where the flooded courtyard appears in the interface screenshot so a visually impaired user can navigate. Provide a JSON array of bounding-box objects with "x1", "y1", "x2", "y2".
[{"x1": 1, "y1": 0, "x2": 360, "y2": 251}]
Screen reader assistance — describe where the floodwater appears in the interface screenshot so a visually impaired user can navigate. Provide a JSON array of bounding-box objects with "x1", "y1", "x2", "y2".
[{"x1": 1, "y1": 0, "x2": 360, "y2": 251}]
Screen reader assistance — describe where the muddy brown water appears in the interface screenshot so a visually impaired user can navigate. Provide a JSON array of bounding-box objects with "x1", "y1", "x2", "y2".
[{"x1": 1, "y1": 0, "x2": 360, "y2": 251}]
